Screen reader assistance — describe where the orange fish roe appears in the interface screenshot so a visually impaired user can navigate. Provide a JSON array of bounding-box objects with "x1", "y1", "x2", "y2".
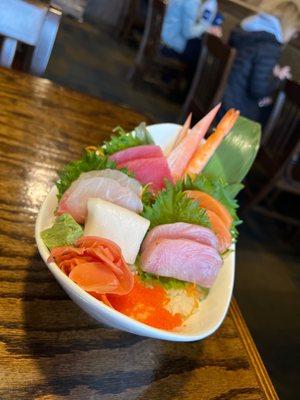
[{"x1": 106, "y1": 276, "x2": 182, "y2": 330}]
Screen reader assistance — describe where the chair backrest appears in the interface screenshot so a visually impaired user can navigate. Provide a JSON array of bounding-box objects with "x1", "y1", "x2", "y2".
[
  {"x1": 134, "y1": 0, "x2": 166, "y2": 65},
  {"x1": 260, "y1": 79, "x2": 300, "y2": 174},
  {"x1": 180, "y1": 34, "x2": 236, "y2": 123},
  {"x1": 0, "y1": 0, "x2": 61, "y2": 75}
]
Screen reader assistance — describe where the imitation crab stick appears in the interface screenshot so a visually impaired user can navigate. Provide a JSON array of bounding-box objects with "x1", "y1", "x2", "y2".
[
  {"x1": 170, "y1": 113, "x2": 192, "y2": 152},
  {"x1": 185, "y1": 109, "x2": 240, "y2": 177},
  {"x1": 167, "y1": 104, "x2": 221, "y2": 182},
  {"x1": 184, "y1": 190, "x2": 233, "y2": 230}
]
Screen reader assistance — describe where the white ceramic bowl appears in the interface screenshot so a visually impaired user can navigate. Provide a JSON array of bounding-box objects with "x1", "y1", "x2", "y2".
[{"x1": 35, "y1": 123, "x2": 235, "y2": 341}]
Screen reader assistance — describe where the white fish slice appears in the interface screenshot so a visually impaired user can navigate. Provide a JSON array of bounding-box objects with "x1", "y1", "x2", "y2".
[
  {"x1": 58, "y1": 177, "x2": 143, "y2": 223},
  {"x1": 84, "y1": 198, "x2": 150, "y2": 264},
  {"x1": 76, "y1": 169, "x2": 142, "y2": 196}
]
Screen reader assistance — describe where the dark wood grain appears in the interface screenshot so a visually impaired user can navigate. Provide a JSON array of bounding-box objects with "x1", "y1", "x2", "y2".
[{"x1": 0, "y1": 67, "x2": 278, "y2": 400}]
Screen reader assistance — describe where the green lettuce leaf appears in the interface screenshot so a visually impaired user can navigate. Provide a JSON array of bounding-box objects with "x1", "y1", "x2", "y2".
[
  {"x1": 183, "y1": 174, "x2": 242, "y2": 239},
  {"x1": 41, "y1": 214, "x2": 83, "y2": 250},
  {"x1": 135, "y1": 256, "x2": 187, "y2": 289},
  {"x1": 203, "y1": 116, "x2": 261, "y2": 184},
  {"x1": 103, "y1": 123, "x2": 154, "y2": 155},
  {"x1": 56, "y1": 150, "x2": 119, "y2": 200},
  {"x1": 136, "y1": 258, "x2": 210, "y2": 294},
  {"x1": 139, "y1": 269, "x2": 187, "y2": 289},
  {"x1": 140, "y1": 270, "x2": 210, "y2": 295},
  {"x1": 142, "y1": 181, "x2": 210, "y2": 229}
]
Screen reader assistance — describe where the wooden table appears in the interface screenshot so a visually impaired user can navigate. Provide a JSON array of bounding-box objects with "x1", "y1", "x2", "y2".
[{"x1": 0, "y1": 67, "x2": 278, "y2": 400}]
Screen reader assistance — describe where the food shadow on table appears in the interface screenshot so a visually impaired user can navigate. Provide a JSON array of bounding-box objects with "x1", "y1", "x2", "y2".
[{"x1": 22, "y1": 252, "x2": 209, "y2": 399}]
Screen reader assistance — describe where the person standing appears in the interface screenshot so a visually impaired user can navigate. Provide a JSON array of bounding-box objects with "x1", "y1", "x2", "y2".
[
  {"x1": 161, "y1": 0, "x2": 222, "y2": 68},
  {"x1": 220, "y1": 0, "x2": 300, "y2": 124}
]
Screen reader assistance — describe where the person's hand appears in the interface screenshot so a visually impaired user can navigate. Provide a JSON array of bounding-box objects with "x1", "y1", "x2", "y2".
[
  {"x1": 258, "y1": 97, "x2": 273, "y2": 107},
  {"x1": 273, "y1": 65, "x2": 292, "y2": 80},
  {"x1": 208, "y1": 26, "x2": 223, "y2": 38}
]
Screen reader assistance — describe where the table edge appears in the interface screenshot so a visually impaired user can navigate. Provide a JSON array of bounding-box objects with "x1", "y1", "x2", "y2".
[
  {"x1": 230, "y1": 299, "x2": 279, "y2": 400},
  {"x1": 0, "y1": 66, "x2": 149, "y2": 123}
]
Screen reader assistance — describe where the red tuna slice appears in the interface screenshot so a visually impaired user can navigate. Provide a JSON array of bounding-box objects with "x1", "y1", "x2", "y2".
[
  {"x1": 110, "y1": 145, "x2": 163, "y2": 164},
  {"x1": 141, "y1": 238, "x2": 222, "y2": 288},
  {"x1": 141, "y1": 222, "x2": 218, "y2": 252},
  {"x1": 118, "y1": 157, "x2": 173, "y2": 191}
]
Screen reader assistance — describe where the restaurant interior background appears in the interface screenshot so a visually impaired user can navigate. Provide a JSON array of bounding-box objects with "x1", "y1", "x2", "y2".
[{"x1": 1, "y1": 0, "x2": 299, "y2": 399}]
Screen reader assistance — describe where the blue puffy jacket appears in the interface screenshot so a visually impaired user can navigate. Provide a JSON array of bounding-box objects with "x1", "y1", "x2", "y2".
[
  {"x1": 221, "y1": 13, "x2": 283, "y2": 122},
  {"x1": 161, "y1": 0, "x2": 217, "y2": 53}
]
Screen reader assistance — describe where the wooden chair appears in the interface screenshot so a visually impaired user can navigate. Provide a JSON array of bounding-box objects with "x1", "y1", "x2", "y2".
[
  {"x1": 117, "y1": 0, "x2": 147, "y2": 42},
  {"x1": 180, "y1": 33, "x2": 236, "y2": 123},
  {"x1": 242, "y1": 79, "x2": 300, "y2": 226},
  {"x1": 128, "y1": 0, "x2": 187, "y2": 94},
  {"x1": 0, "y1": 0, "x2": 62, "y2": 76}
]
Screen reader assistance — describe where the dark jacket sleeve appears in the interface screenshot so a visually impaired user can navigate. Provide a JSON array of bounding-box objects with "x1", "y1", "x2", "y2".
[{"x1": 249, "y1": 42, "x2": 282, "y2": 100}]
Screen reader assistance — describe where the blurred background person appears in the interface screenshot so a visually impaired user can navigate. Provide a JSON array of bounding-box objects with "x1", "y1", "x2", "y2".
[
  {"x1": 160, "y1": 0, "x2": 222, "y2": 71},
  {"x1": 219, "y1": 0, "x2": 300, "y2": 126}
]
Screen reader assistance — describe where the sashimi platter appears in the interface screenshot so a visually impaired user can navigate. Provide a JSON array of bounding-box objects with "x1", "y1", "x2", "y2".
[{"x1": 36, "y1": 104, "x2": 261, "y2": 341}]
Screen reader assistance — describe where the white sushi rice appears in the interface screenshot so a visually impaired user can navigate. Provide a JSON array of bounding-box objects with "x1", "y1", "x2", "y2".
[
  {"x1": 165, "y1": 288, "x2": 200, "y2": 318},
  {"x1": 132, "y1": 265, "x2": 207, "y2": 323}
]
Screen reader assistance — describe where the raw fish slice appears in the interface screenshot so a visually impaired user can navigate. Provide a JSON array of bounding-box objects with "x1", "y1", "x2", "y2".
[
  {"x1": 77, "y1": 169, "x2": 142, "y2": 195},
  {"x1": 141, "y1": 222, "x2": 218, "y2": 252},
  {"x1": 110, "y1": 145, "x2": 163, "y2": 164},
  {"x1": 57, "y1": 177, "x2": 143, "y2": 223},
  {"x1": 84, "y1": 198, "x2": 150, "y2": 264},
  {"x1": 118, "y1": 157, "x2": 173, "y2": 191},
  {"x1": 167, "y1": 104, "x2": 221, "y2": 182},
  {"x1": 184, "y1": 190, "x2": 233, "y2": 229},
  {"x1": 141, "y1": 238, "x2": 222, "y2": 288},
  {"x1": 206, "y1": 210, "x2": 232, "y2": 253}
]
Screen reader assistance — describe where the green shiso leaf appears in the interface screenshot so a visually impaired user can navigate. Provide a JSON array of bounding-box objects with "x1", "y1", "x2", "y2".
[
  {"x1": 138, "y1": 183, "x2": 210, "y2": 291},
  {"x1": 183, "y1": 174, "x2": 242, "y2": 239},
  {"x1": 203, "y1": 116, "x2": 261, "y2": 184},
  {"x1": 103, "y1": 123, "x2": 154, "y2": 156},
  {"x1": 56, "y1": 150, "x2": 122, "y2": 200},
  {"x1": 41, "y1": 214, "x2": 83, "y2": 250},
  {"x1": 142, "y1": 181, "x2": 210, "y2": 229}
]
